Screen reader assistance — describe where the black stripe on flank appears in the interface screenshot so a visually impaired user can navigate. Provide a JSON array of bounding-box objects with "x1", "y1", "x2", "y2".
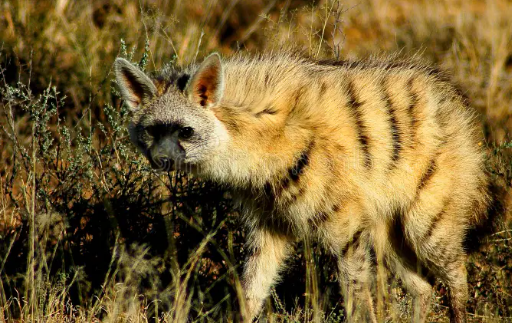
[
  {"x1": 288, "y1": 140, "x2": 315, "y2": 183},
  {"x1": 423, "y1": 198, "x2": 450, "y2": 242},
  {"x1": 407, "y1": 78, "x2": 419, "y2": 148},
  {"x1": 272, "y1": 140, "x2": 315, "y2": 201},
  {"x1": 382, "y1": 81, "x2": 401, "y2": 168},
  {"x1": 346, "y1": 81, "x2": 371, "y2": 169},
  {"x1": 416, "y1": 158, "x2": 437, "y2": 195}
]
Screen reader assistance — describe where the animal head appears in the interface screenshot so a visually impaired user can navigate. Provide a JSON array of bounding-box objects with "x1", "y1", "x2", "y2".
[{"x1": 114, "y1": 54, "x2": 230, "y2": 173}]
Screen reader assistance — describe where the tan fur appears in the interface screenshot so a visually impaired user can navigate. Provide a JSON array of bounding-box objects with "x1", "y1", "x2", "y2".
[{"x1": 114, "y1": 52, "x2": 496, "y2": 323}]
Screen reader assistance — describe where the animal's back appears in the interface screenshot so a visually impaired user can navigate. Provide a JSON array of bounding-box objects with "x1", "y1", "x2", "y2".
[{"x1": 215, "y1": 54, "x2": 490, "y2": 240}]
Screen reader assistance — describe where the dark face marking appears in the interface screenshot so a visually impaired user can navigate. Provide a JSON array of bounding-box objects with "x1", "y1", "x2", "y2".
[
  {"x1": 176, "y1": 74, "x2": 190, "y2": 92},
  {"x1": 346, "y1": 81, "x2": 371, "y2": 169},
  {"x1": 145, "y1": 122, "x2": 180, "y2": 140},
  {"x1": 382, "y1": 79, "x2": 402, "y2": 169}
]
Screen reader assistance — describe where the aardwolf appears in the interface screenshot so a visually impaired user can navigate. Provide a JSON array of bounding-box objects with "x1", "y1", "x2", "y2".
[{"x1": 114, "y1": 52, "x2": 501, "y2": 322}]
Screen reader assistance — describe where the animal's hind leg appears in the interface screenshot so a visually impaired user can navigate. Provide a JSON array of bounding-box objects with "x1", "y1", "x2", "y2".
[
  {"x1": 386, "y1": 252, "x2": 432, "y2": 323},
  {"x1": 336, "y1": 231, "x2": 378, "y2": 323},
  {"x1": 412, "y1": 218, "x2": 469, "y2": 323},
  {"x1": 438, "y1": 257, "x2": 468, "y2": 323}
]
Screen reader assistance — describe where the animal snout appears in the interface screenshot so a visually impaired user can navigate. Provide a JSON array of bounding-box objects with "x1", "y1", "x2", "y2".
[
  {"x1": 151, "y1": 154, "x2": 174, "y2": 170},
  {"x1": 150, "y1": 136, "x2": 183, "y2": 170}
]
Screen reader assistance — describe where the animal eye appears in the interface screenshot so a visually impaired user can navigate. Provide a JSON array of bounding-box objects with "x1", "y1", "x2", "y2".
[{"x1": 178, "y1": 127, "x2": 194, "y2": 139}]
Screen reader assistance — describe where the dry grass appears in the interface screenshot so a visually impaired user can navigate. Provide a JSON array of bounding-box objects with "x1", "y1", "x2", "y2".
[{"x1": 0, "y1": 0, "x2": 511, "y2": 322}]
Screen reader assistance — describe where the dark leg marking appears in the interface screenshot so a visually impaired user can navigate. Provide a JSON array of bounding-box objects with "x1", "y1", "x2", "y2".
[
  {"x1": 342, "y1": 228, "x2": 364, "y2": 256},
  {"x1": 308, "y1": 201, "x2": 342, "y2": 228},
  {"x1": 346, "y1": 81, "x2": 372, "y2": 169},
  {"x1": 308, "y1": 211, "x2": 330, "y2": 228}
]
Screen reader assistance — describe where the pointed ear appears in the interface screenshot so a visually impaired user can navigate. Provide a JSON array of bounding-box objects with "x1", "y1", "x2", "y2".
[
  {"x1": 114, "y1": 58, "x2": 157, "y2": 111},
  {"x1": 186, "y1": 53, "x2": 224, "y2": 108}
]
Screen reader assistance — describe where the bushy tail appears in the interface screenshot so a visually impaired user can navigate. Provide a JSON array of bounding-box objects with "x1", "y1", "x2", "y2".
[{"x1": 464, "y1": 180, "x2": 508, "y2": 252}]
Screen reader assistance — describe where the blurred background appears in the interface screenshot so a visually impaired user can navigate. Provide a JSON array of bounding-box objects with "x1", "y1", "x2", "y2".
[{"x1": 0, "y1": 0, "x2": 511, "y2": 322}]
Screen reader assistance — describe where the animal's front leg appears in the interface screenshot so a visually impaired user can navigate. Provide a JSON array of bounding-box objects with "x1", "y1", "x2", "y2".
[
  {"x1": 336, "y1": 231, "x2": 378, "y2": 323},
  {"x1": 241, "y1": 228, "x2": 293, "y2": 321}
]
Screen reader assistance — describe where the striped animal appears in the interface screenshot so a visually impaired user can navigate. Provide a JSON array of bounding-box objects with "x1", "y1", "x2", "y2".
[{"x1": 114, "y1": 52, "x2": 501, "y2": 323}]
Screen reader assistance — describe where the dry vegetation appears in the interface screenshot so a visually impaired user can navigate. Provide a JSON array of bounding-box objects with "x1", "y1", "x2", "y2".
[{"x1": 0, "y1": 0, "x2": 511, "y2": 322}]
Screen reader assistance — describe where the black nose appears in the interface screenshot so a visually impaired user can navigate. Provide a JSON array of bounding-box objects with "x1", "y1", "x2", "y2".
[
  {"x1": 159, "y1": 157, "x2": 169, "y2": 165},
  {"x1": 151, "y1": 155, "x2": 173, "y2": 170}
]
